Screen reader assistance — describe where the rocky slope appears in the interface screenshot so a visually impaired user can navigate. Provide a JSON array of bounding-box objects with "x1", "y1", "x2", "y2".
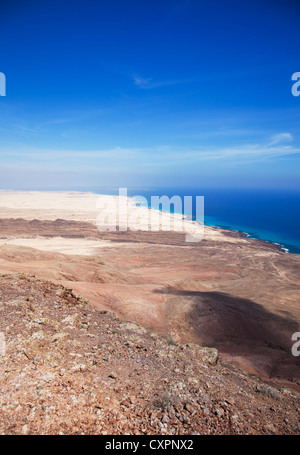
[{"x1": 0, "y1": 273, "x2": 300, "y2": 435}]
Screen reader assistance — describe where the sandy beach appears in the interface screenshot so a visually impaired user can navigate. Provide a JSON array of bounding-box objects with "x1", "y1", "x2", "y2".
[{"x1": 0, "y1": 190, "x2": 248, "y2": 245}]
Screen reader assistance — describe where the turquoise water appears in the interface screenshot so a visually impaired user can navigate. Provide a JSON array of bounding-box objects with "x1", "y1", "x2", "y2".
[{"x1": 121, "y1": 187, "x2": 300, "y2": 254}]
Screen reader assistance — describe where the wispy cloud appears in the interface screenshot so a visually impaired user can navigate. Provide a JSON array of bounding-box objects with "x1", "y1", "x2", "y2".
[
  {"x1": 0, "y1": 108, "x2": 109, "y2": 137},
  {"x1": 133, "y1": 75, "x2": 153, "y2": 89},
  {"x1": 1, "y1": 133, "x2": 299, "y2": 173},
  {"x1": 133, "y1": 74, "x2": 191, "y2": 89},
  {"x1": 269, "y1": 132, "x2": 293, "y2": 145}
]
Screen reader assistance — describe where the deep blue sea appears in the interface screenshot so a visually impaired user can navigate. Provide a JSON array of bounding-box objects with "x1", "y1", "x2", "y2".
[{"x1": 90, "y1": 187, "x2": 300, "y2": 254}]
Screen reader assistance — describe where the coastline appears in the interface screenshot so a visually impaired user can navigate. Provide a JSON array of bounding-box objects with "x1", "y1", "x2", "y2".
[
  {"x1": 0, "y1": 189, "x2": 248, "y2": 247},
  {"x1": 118, "y1": 187, "x2": 300, "y2": 255},
  {"x1": 205, "y1": 223, "x2": 289, "y2": 254},
  {"x1": 0, "y1": 189, "x2": 291, "y2": 254},
  {"x1": 204, "y1": 221, "x2": 291, "y2": 254}
]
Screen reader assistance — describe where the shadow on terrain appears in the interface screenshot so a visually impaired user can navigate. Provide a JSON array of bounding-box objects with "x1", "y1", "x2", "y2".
[{"x1": 156, "y1": 287, "x2": 300, "y2": 379}]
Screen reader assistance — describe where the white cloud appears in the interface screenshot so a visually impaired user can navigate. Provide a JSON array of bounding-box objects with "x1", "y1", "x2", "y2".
[
  {"x1": 133, "y1": 75, "x2": 153, "y2": 89},
  {"x1": 133, "y1": 74, "x2": 192, "y2": 89},
  {"x1": 269, "y1": 132, "x2": 293, "y2": 145},
  {"x1": 1, "y1": 136, "x2": 299, "y2": 172}
]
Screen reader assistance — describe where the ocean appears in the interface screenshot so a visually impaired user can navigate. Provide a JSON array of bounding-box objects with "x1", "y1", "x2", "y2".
[{"x1": 96, "y1": 187, "x2": 300, "y2": 255}]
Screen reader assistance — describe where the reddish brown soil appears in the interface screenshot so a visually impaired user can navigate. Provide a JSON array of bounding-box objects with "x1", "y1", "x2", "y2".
[
  {"x1": 0, "y1": 218, "x2": 300, "y2": 401},
  {"x1": 1, "y1": 274, "x2": 300, "y2": 435}
]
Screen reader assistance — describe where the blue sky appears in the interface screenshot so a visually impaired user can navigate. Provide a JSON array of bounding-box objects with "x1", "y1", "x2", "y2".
[{"x1": 0, "y1": 0, "x2": 299, "y2": 189}]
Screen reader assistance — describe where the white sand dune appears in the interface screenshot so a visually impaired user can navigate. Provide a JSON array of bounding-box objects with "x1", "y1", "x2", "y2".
[{"x1": 0, "y1": 190, "x2": 246, "y2": 245}]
